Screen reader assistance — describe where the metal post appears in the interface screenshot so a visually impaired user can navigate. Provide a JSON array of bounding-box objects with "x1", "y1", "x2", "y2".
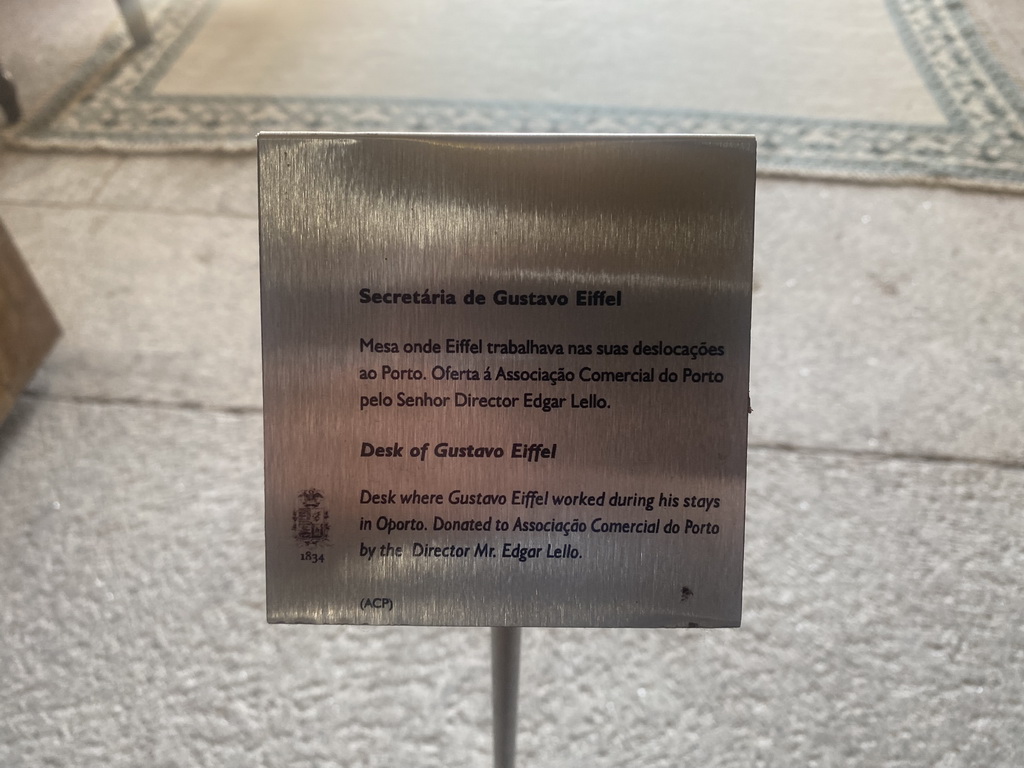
[
  {"x1": 0, "y1": 61, "x2": 21, "y2": 125},
  {"x1": 491, "y1": 627, "x2": 521, "y2": 768},
  {"x1": 115, "y1": 0, "x2": 153, "y2": 47}
]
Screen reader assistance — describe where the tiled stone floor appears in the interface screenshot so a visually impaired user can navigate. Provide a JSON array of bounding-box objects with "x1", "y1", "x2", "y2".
[{"x1": 2, "y1": 3, "x2": 1024, "y2": 766}]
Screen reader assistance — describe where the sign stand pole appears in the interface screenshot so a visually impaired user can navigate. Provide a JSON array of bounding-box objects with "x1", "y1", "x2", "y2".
[
  {"x1": 491, "y1": 626, "x2": 522, "y2": 768},
  {"x1": 258, "y1": 134, "x2": 755, "y2": 764}
]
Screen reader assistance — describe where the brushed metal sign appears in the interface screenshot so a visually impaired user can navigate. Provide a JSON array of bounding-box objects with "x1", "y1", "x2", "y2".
[{"x1": 259, "y1": 133, "x2": 755, "y2": 627}]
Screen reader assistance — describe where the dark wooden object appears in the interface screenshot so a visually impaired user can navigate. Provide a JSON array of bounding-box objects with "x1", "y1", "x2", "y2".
[{"x1": 0, "y1": 218, "x2": 61, "y2": 425}]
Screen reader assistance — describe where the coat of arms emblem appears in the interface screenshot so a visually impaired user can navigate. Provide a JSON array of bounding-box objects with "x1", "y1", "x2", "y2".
[{"x1": 293, "y1": 488, "x2": 330, "y2": 547}]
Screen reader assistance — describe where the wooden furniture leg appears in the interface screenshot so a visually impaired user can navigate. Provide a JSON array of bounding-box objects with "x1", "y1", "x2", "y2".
[{"x1": 0, "y1": 218, "x2": 61, "y2": 426}]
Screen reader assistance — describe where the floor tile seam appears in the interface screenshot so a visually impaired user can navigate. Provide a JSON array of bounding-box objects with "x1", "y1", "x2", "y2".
[
  {"x1": 21, "y1": 390, "x2": 261, "y2": 417},
  {"x1": 17, "y1": 392, "x2": 1024, "y2": 473},
  {"x1": 88, "y1": 154, "x2": 129, "y2": 200},
  {"x1": 749, "y1": 440, "x2": 1024, "y2": 473},
  {"x1": 0, "y1": 198, "x2": 257, "y2": 221}
]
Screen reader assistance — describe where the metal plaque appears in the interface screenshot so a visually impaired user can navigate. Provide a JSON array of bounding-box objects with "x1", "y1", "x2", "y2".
[{"x1": 259, "y1": 133, "x2": 755, "y2": 627}]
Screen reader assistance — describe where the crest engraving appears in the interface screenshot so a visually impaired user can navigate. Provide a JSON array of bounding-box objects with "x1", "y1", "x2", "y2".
[{"x1": 293, "y1": 489, "x2": 330, "y2": 547}]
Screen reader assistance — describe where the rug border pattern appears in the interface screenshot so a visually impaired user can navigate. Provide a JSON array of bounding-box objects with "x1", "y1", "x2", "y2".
[{"x1": 6, "y1": 0, "x2": 1024, "y2": 191}]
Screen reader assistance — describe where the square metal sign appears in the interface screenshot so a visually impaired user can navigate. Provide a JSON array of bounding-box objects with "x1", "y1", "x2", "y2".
[{"x1": 259, "y1": 133, "x2": 755, "y2": 627}]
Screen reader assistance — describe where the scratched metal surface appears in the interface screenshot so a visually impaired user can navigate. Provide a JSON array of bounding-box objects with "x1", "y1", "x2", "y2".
[{"x1": 259, "y1": 133, "x2": 755, "y2": 627}]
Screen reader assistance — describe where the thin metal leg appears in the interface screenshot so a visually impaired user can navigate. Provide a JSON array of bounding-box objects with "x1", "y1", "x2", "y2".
[
  {"x1": 0, "y1": 60, "x2": 21, "y2": 125},
  {"x1": 491, "y1": 627, "x2": 521, "y2": 768},
  {"x1": 115, "y1": 0, "x2": 153, "y2": 47}
]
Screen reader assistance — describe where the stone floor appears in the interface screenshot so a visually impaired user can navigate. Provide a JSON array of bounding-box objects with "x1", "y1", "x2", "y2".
[{"x1": 1, "y1": 3, "x2": 1023, "y2": 767}]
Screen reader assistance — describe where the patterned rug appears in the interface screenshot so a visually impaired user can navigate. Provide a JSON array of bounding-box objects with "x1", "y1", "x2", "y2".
[{"x1": 6, "y1": 0, "x2": 1024, "y2": 191}]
